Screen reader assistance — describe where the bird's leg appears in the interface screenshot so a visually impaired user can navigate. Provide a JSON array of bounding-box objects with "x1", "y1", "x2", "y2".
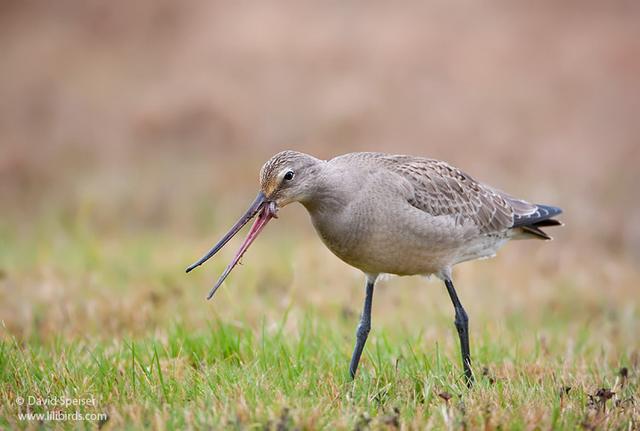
[
  {"x1": 444, "y1": 279, "x2": 474, "y2": 386},
  {"x1": 349, "y1": 277, "x2": 376, "y2": 379}
]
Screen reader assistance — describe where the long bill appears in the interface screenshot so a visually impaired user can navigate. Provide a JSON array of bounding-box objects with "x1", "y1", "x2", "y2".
[
  {"x1": 185, "y1": 191, "x2": 278, "y2": 300},
  {"x1": 186, "y1": 192, "x2": 267, "y2": 273},
  {"x1": 205, "y1": 200, "x2": 277, "y2": 299}
]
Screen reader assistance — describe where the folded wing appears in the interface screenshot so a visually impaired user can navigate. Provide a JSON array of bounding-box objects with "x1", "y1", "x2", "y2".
[{"x1": 376, "y1": 155, "x2": 562, "y2": 239}]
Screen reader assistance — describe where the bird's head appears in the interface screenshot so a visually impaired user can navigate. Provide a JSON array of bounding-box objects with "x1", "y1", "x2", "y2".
[
  {"x1": 186, "y1": 151, "x2": 322, "y2": 299},
  {"x1": 259, "y1": 150, "x2": 322, "y2": 208}
]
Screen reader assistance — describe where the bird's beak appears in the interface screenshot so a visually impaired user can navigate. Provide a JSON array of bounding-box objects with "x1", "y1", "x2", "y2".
[{"x1": 185, "y1": 191, "x2": 278, "y2": 300}]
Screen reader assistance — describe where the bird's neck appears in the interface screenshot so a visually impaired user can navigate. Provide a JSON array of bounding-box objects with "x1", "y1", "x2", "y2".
[{"x1": 300, "y1": 163, "x2": 354, "y2": 215}]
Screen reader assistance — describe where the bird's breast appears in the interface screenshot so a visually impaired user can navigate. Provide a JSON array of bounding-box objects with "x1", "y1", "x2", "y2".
[
  {"x1": 308, "y1": 206, "x2": 366, "y2": 264},
  {"x1": 306, "y1": 200, "x2": 463, "y2": 276}
]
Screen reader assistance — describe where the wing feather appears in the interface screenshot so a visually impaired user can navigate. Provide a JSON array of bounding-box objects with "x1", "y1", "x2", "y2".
[{"x1": 375, "y1": 155, "x2": 516, "y2": 234}]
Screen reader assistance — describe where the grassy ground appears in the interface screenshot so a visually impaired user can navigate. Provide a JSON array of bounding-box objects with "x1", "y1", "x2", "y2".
[
  {"x1": 1, "y1": 208, "x2": 638, "y2": 430},
  {"x1": 2, "y1": 2, "x2": 639, "y2": 429}
]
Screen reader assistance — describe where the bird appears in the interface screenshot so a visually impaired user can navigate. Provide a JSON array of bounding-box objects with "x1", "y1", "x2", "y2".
[{"x1": 186, "y1": 150, "x2": 562, "y2": 385}]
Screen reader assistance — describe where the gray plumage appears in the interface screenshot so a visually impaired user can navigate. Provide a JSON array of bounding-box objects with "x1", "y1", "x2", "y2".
[{"x1": 259, "y1": 150, "x2": 561, "y2": 280}]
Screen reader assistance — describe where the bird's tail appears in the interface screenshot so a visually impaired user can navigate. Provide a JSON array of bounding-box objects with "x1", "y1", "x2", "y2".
[{"x1": 512, "y1": 204, "x2": 563, "y2": 240}]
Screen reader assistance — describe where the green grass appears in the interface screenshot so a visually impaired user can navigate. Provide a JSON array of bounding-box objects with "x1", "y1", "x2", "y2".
[
  {"x1": 1, "y1": 213, "x2": 638, "y2": 429},
  {"x1": 2, "y1": 318, "x2": 637, "y2": 429}
]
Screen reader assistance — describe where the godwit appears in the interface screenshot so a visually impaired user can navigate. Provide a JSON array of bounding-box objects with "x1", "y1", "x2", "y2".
[{"x1": 186, "y1": 151, "x2": 562, "y2": 384}]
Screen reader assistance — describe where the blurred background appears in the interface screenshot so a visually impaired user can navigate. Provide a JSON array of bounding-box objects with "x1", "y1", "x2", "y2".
[{"x1": 1, "y1": 1, "x2": 638, "y2": 342}]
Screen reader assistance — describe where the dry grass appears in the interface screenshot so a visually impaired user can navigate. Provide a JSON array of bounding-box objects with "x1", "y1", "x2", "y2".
[{"x1": 1, "y1": 205, "x2": 638, "y2": 429}]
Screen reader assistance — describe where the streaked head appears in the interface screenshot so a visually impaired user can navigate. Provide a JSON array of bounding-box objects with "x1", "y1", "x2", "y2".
[
  {"x1": 186, "y1": 151, "x2": 322, "y2": 299},
  {"x1": 259, "y1": 150, "x2": 322, "y2": 207}
]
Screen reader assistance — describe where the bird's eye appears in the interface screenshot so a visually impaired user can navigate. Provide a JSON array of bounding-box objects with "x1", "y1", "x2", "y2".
[{"x1": 284, "y1": 170, "x2": 295, "y2": 181}]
